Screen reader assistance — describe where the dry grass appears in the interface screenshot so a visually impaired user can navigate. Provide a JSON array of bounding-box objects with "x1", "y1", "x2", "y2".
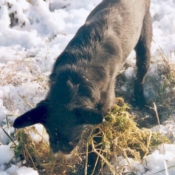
[
  {"x1": 158, "y1": 62, "x2": 175, "y2": 106},
  {"x1": 13, "y1": 98, "x2": 170, "y2": 175},
  {"x1": 85, "y1": 99, "x2": 170, "y2": 175},
  {"x1": 0, "y1": 59, "x2": 48, "y2": 87},
  {"x1": 151, "y1": 48, "x2": 175, "y2": 108}
]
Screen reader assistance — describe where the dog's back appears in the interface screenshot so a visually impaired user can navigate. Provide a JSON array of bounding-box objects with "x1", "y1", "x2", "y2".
[{"x1": 51, "y1": 0, "x2": 152, "y2": 112}]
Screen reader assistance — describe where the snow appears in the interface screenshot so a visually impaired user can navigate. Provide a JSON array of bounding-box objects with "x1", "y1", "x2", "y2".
[
  {"x1": 28, "y1": 124, "x2": 49, "y2": 143},
  {"x1": 0, "y1": 0, "x2": 175, "y2": 174},
  {"x1": 3, "y1": 165, "x2": 39, "y2": 175},
  {"x1": 16, "y1": 166, "x2": 39, "y2": 175},
  {"x1": 0, "y1": 144, "x2": 14, "y2": 165},
  {"x1": 114, "y1": 144, "x2": 175, "y2": 175}
]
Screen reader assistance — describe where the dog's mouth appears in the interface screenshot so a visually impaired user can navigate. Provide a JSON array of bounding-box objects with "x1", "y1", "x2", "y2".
[
  {"x1": 51, "y1": 138, "x2": 80, "y2": 154},
  {"x1": 54, "y1": 151, "x2": 72, "y2": 160}
]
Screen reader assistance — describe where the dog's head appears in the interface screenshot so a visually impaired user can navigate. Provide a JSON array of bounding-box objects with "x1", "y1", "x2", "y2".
[{"x1": 13, "y1": 100, "x2": 103, "y2": 154}]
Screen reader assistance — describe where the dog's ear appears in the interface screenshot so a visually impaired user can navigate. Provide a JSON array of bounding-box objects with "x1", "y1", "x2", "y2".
[
  {"x1": 13, "y1": 102, "x2": 48, "y2": 128},
  {"x1": 73, "y1": 107, "x2": 103, "y2": 125}
]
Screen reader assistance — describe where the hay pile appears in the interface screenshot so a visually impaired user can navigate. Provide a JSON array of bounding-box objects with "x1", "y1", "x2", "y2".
[
  {"x1": 85, "y1": 98, "x2": 170, "y2": 174},
  {"x1": 13, "y1": 98, "x2": 170, "y2": 175}
]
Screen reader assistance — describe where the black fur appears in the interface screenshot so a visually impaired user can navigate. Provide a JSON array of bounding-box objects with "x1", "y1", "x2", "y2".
[{"x1": 13, "y1": 0, "x2": 152, "y2": 154}]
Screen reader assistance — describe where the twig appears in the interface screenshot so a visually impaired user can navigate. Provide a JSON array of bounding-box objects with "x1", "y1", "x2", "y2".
[
  {"x1": 164, "y1": 160, "x2": 169, "y2": 175},
  {"x1": 153, "y1": 103, "x2": 160, "y2": 126},
  {"x1": 121, "y1": 148, "x2": 134, "y2": 173},
  {"x1": 91, "y1": 139, "x2": 115, "y2": 175},
  {"x1": 91, "y1": 150, "x2": 100, "y2": 175},
  {"x1": 84, "y1": 137, "x2": 89, "y2": 175},
  {"x1": 24, "y1": 144, "x2": 36, "y2": 169},
  {"x1": 1, "y1": 126, "x2": 17, "y2": 146},
  {"x1": 84, "y1": 127, "x2": 96, "y2": 175}
]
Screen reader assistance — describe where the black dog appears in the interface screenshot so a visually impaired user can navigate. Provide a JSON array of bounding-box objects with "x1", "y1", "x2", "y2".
[{"x1": 13, "y1": 0, "x2": 152, "y2": 154}]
